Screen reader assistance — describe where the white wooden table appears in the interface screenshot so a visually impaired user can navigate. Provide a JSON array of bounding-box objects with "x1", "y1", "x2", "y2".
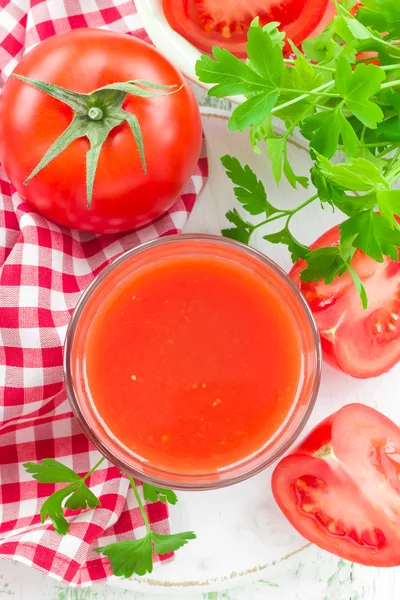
[{"x1": 1, "y1": 87, "x2": 399, "y2": 600}]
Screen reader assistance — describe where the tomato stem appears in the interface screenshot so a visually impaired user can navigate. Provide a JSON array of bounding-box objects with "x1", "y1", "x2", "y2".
[
  {"x1": 88, "y1": 107, "x2": 104, "y2": 121},
  {"x1": 15, "y1": 74, "x2": 179, "y2": 209}
]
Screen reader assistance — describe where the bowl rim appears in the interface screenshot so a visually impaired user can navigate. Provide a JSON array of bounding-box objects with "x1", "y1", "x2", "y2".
[{"x1": 64, "y1": 233, "x2": 322, "y2": 490}]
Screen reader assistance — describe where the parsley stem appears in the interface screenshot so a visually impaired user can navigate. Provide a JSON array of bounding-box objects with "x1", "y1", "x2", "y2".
[
  {"x1": 337, "y1": 142, "x2": 399, "y2": 151},
  {"x1": 287, "y1": 194, "x2": 319, "y2": 224},
  {"x1": 380, "y1": 79, "x2": 400, "y2": 90},
  {"x1": 281, "y1": 88, "x2": 339, "y2": 98},
  {"x1": 380, "y1": 65, "x2": 400, "y2": 72},
  {"x1": 376, "y1": 144, "x2": 397, "y2": 159},
  {"x1": 386, "y1": 159, "x2": 400, "y2": 185},
  {"x1": 253, "y1": 211, "x2": 290, "y2": 230},
  {"x1": 271, "y1": 82, "x2": 335, "y2": 114},
  {"x1": 371, "y1": 37, "x2": 400, "y2": 56},
  {"x1": 283, "y1": 59, "x2": 335, "y2": 73},
  {"x1": 359, "y1": 142, "x2": 398, "y2": 148},
  {"x1": 386, "y1": 147, "x2": 400, "y2": 172},
  {"x1": 82, "y1": 456, "x2": 105, "y2": 482},
  {"x1": 254, "y1": 194, "x2": 319, "y2": 231},
  {"x1": 128, "y1": 475, "x2": 151, "y2": 534}
]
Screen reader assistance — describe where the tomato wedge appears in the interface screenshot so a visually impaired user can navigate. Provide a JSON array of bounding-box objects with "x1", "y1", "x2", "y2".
[
  {"x1": 163, "y1": 0, "x2": 330, "y2": 58},
  {"x1": 272, "y1": 404, "x2": 400, "y2": 566},
  {"x1": 290, "y1": 225, "x2": 400, "y2": 378}
]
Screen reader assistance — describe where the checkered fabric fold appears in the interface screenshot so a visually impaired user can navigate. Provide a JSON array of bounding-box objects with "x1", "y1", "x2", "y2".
[{"x1": 0, "y1": 0, "x2": 208, "y2": 585}]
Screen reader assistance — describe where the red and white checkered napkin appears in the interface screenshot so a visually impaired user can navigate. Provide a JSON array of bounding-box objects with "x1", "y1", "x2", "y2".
[{"x1": 0, "y1": 0, "x2": 208, "y2": 586}]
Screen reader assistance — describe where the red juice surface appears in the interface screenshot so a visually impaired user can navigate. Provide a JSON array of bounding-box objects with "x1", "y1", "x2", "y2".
[{"x1": 84, "y1": 254, "x2": 303, "y2": 474}]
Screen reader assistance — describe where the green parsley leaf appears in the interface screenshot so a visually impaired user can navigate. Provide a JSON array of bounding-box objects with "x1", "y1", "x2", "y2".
[
  {"x1": 24, "y1": 459, "x2": 101, "y2": 535},
  {"x1": 357, "y1": 6, "x2": 388, "y2": 34},
  {"x1": 142, "y1": 483, "x2": 178, "y2": 506},
  {"x1": 358, "y1": 0, "x2": 400, "y2": 38},
  {"x1": 289, "y1": 46, "x2": 324, "y2": 92},
  {"x1": 266, "y1": 137, "x2": 286, "y2": 184},
  {"x1": 334, "y1": 14, "x2": 374, "y2": 44},
  {"x1": 347, "y1": 264, "x2": 368, "y2": 309},
  {"x1": 380, "y1": 90, "x2": 400, "y2": 116},
  {"x1": 303, "y1": 22, "x2": 357, "y2": 66},
  {"x1": 300, "y1": 239, "x2": 368, "y2": 307},
  {"x1": 196, "y1": 25, "x2": 283, "y2": 131},
  {"x1": 94, "y1": 531, "x2": 196, "y2": 578},
  {"x1": 24, "y1": 459, "x2": 80, "y2": 483},
  {"x1": 340, "y1": 210, "x2": 400, "y2": 262},
  {"x1": 195, "y1": 48, "x2": 265, "y2": 98},
  {"x1": 365, "y1": 115, "x2": 400, "y2": 144},
  {"x1": 266, "y1": 137, "x2": 308, "y2": 188},
  {"x1": 301, "y1": 247, "x2": 346, "y2": 284},
  {"x1": 302, "y1": 110, "x2": 342, "y2": 159},
  {"x1": 228, "y1": 93, "x2": 278, "y2": 132},
  {"x1": 245, "y1": 22, "x2": 284, "y2": 84},
  {"x1": 310, "y1": 167, "x2": 370, "y2": 216},
  {"x1": 222, "y1": 209, "x2": 255, "y2": 244},
  {"x1": 256, "y1": 20, "x2": 285, "y2": 48},
  {"x1": 263, "y1": 228, "x2": 309, "y2": 262},
  {"x1": 377, "y1": 189, "x2": 400, "y2": 228},
  {"x1": 221, "y1": 155, "x2": 276, "y2": 216},
  {"x1": 315, "y1": 153, "x2": 389, "y2": 192},
  {"x1": 151, "y1": 531, "x2": 196, "y2": 555},
  {"x1": 283, "y1": 150, "x2": 309, "y2": 189},
  {"x1": 337, "y1": 110, "x2": 359, "y2": 157},
  {"x1": 64, "y1": 484, "x2": 101, "y2": 511},
  {"x1": 275, "y1": 45, "x2": 324, "y2": 119},
  {"x1": 40, "y1": 485, "x2": 76, "y2": 535},
  {"x1": 311, "y1": 167, "x2": 343, "y2": 205},
  {"x1": 335, "y1": 58, "x2": 385, "y2": 128},
  {"x1": 94, "y1": 536, "x2": 154, "y2": 577}
]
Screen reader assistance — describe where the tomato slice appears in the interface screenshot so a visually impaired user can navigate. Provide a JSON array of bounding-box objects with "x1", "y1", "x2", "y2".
[
  {"x1": 272, "y1": 404, "x2": 400, "y2": 566},
  {"x1": 163, "y1": 0, "x2": 330, "y2": 58},
  {"x1": 290, "y1": 225, "x2": 400, "y2": 378}
]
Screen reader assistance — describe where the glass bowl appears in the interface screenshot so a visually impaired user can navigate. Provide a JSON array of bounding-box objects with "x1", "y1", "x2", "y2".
[{"x1": 64, "y1": 234, "x2": 321, "y2": 490}]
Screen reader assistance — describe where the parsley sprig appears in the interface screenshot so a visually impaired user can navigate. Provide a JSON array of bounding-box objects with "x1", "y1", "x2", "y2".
[
  {"x1": 196, "y1": 0, "x2": 400, "y2": 307},
  {"x1": 24, "y1": 458, "x2": 195, "y2": 577},
  {"x1": 95, "y1": 476, "x2": 195, "y2": 577}
]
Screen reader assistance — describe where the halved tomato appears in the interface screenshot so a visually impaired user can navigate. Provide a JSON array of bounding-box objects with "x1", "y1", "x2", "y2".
[
  {"x1": 163, "y1": 0, "x2": 330, "y2": 58},
  {"x1": 308, "y1": 0, "x2": 336, "y2": 38},
  {"x1": 290, "y1": 225, "x2": 400, "y2": 378},
  {"x1": 272, "y1": 403, "x2": 400, "y2": 566}
]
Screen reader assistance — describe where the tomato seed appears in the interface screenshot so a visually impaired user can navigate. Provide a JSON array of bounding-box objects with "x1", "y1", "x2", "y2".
[{"x1": 295, "y1": 479, "x2": 307, "y2": 489}]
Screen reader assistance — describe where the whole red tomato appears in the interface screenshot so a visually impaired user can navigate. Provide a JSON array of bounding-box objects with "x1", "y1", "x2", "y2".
[
  {"x1": 290, "y1": 225, "x2": 400, "y2": 378},
  {"x1": 0, "y1": 29, "x2": 202, "y2": 233},
  {"x1": 272, "y1": 403, "x2": 400, "y2": 566}
]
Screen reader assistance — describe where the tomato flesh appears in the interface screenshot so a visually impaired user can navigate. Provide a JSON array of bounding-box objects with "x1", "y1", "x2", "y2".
[
  {"x1": 163, "y1": 0, "x2": 329, "y2": 58},
  {"x1": 290, "y1": 225, "x2": 400, "y2": 378},
  {"x1": 294, "y1": 473, "x2": 386, "y2": 549},
  {"x1": 272, "y1": 404, "x2": 400, "y2": 566}
]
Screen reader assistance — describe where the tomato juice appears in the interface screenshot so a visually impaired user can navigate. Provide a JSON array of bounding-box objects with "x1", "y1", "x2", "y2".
[{"x1": 66, "y1": 236, "x2": 320, "y2": 488}]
